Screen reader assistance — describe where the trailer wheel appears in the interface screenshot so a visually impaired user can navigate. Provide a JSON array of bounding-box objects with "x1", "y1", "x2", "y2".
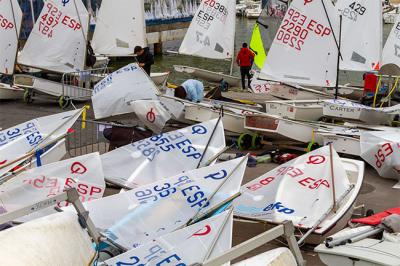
[
  {"x1": 58, "y1": 96, "x2": 71, "y2": 109},
  {"x1": 366, "y1": 209, "x2": 374, "y2": 217},
  {"x1": 251, "y1": 134, "x2": 263, "y2": 150},
  {"x1": 23, "y1": 89, "x2": 33, "y2": 104},
  {"x1": 237, "y1": 133, "x2": 253, "y2": 150}
]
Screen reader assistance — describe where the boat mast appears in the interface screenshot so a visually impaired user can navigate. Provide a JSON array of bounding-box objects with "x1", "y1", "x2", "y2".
[{"x1": 29, "y1": 0, "x2": 35, "y2": 25}]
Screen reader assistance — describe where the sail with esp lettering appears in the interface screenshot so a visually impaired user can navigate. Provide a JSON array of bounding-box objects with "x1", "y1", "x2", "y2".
[
  {"x1": 0, "y1": 109, "x2": 83, "y2": 177},
  {"x1": 18, "y1": 0, "x2": 89, "y2": 73},
  {"x1": 83, "y1": 157, "x2": 246, "y2": 249},
  {"x1": 0, "y1": 153, "x2": 105, "y2": 218},
  {"x1": 234, "y1": 146, "x2": 351, "y2": 229},
  {"x1": 101, "y1": 119, "x2": 226, "y2": 188},
  {"x1": 178, "y1": 0, "x2": 236, "y2": 59},
  {"x1": 0, "y1": 0, "x2": 22, "y2": 75},
  {"x1": 259, "y1": 0, "x2": 339, "y2": 87}
]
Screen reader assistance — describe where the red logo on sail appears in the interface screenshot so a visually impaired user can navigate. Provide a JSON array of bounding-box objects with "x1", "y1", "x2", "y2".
[
  {"x1": 146, "y1": 108, "x2": 156, "y2": 123},
  {"x1": 304, "y1": 0, "x2": 313, "y2": 5},
  {"x1": 71, "y1": 162, "x2": 87, "y2": 175},
  {"x1": 192, "y1": 225, "x2": 211, "y2": 237},
  {"x1": 307, "y1": 155, "x2": 326, "y2": 165}
]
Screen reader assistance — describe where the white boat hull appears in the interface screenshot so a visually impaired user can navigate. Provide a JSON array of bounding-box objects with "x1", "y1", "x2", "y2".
[
  {"x1": 323, "y1": 101, "x2": 395, "y2": 125},
  {"x1": 244, "y1": 114, "x2": 320, "y2": 143},
  {"x1": 233, "y1": 247, "x2": 297, "y2": 266},
  {"x1": 174, "y1": 65, "x2": 241, "y2": 87},
  {"x1": 265, "y1": 100, "x2": 324, "y2": 121},
  {"x1": 317, "y1": 133, "x2": 361, "y2": 156},
  {"x1": 150, "y1": 72, "x2": 170, "y2": 87},
  {"x1": 0, "y1": 83, "x2": 23, "y2": 100},
  {"x1": 315, "y1": 238, "x2": 400, "y2": 266},
  {"x1": 185, "y1": 103, "x2": 250, "y2": 134}
]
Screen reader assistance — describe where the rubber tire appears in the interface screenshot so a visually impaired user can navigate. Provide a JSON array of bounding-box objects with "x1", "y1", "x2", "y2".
[
  {"x1": 58, "y1": 96, "x2": 71, "y2": 109},
  {"x1": 23, "y1": 89, "x2": 33, "y2": 104},
  {"x1": 237, "y1": 133, "x2": 253, "y2": 150},
  {"x1": 251, "y1": 134, "x2": 263, "y2": 150},
  {"x1": 366, "y1": 209, "x2": 374, "y2": 217}
]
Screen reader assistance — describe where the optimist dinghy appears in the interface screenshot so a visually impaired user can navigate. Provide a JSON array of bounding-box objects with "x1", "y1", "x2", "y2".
[
  {"x1": 174, "y1": 65, "x2": 241, "y2": 88},
  {"x1": 83, "y1": 157, "x2": 247, "y2": 249},
  {"x1": 265, "y1": 100, "x2": 324, "y2": 121},
  {"x1": 0, "y1": 109, "x2": 83, "y2": 178},
  {"x1": 0, "y1": 0, "x2": 23, "y2": 100},
  {"x1": 323, "y1": 100, "x2": 397, "y2": 125},
  {"x1": 104, "y1": 210, "x2": 233, "y2": 266},
  {"x1": 15, "y1": 0, "x2": 90, "y2": 105},
  {"x1": 101, "y1": 119, "x2": 226, "y2": 188},
  {"x1": 234, "y1": 146, "x2": 365, "y2": 244}
]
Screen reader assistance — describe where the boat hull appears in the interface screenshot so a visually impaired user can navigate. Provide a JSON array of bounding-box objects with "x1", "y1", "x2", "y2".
[
  {"x1": 0, "y1": 83, "x2": 23, "y2": 100},
  {"x1": 265, "y1": 100, "x2": 324, "y2": 121},
  {"x1": 174, "y1": 65, "x2": 241, "y2": 87}
]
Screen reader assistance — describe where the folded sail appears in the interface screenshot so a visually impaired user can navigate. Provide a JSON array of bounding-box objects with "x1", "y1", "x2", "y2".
[
  {"x1": 105, "y1": 210, "x2": 233, "y2": 266},
  {"x1": 0, "y1": 0, "x2": 22, "y2": 75},
  {"x1": 0, "y1": 153, "x2": 105, "y2": 218},
  {"x1": 178, "y1": 0, "x2": 236, "y2": 59},
  {"x1": 0, "y1": 109, "x2": 83, "y2": 177},
  {"x1": 337, "y1": 0, "x2": 382, "y2": 71},
  {"x1": 18, "y1": 0, "x2": 89, "y2": 73},
  {"x1": 234, "y1": 146, "x2": 350, "y2": 229},
  {"x1": 84, "y1": 157, "x2": 246, "y2": 249},
  {"x1": 91, "y1": 0, "x2": 147, "y2": 56},
  {"x1": 101, "y1": 119, "x2": 226, "y2": 188},
  {"x1": 361, "y1": 131, "x2": 400, "y2": 180},
  {"x1": 260, "y1": 0, "x2": 339, "y2": 87},
  {"x1": 92, "y1": 63, "x2": 159, "y2": 120},
  {"x1": 131, "y1": 100, "x2": 172, "y2": 134}
]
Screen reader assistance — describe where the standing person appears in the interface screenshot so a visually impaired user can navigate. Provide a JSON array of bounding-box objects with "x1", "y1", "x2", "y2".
[
  {"x1": 134, "y1": 46, "x2": 154, "y2": 75},
  {"x1": 174, "y1": 79, "x2": 204, "y2": 103},
  {"x1": 236, "y1": 43, "x2": 255, "y2": 90}
]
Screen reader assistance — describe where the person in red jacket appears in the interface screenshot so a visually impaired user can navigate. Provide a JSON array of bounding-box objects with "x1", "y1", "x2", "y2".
[{"x1": 236, "y1": 43, "x2": 255, "y2": 90}]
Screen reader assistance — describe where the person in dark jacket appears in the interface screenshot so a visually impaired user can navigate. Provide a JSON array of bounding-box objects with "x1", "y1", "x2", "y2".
[
  {"x1": 134, "y1": 46, "x2": 154, "y2": 75},
  {"x1": 236, "y1": 43, "x2": 255, "y2": 90}
]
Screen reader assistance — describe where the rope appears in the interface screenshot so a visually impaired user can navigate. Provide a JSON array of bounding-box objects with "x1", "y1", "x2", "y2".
[
  {"x1": 380, "y1": 77, "x2": 399, "y2": 108},
  {"x1": 372, "y1": 75, "x2": 382, "y2": 108}
]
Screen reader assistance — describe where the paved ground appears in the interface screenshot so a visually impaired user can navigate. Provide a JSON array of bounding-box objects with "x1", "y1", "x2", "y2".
[{"x1": 1, "y1": 98, "x2": 400, "y2": 265}]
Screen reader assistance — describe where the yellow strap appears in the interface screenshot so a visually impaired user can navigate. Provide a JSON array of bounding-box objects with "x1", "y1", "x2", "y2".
[
  {"x1": 372, "y1": 75, "x2": 382, "y2": 108},
  {"x1": 380, "y1": 77, "x2": 399, "y2": 108},
  {"x1": 81, "y1": 105, "x2": 90, "y2": 129}
]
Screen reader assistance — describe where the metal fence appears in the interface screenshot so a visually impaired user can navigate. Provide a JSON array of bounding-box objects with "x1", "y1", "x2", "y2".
[{"x1": 61, "y1": 66, "x2": 109, "y2": 106}]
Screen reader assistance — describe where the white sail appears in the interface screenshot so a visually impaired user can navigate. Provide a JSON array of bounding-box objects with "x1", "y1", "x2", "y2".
[
  {"x1": 259, "y1": 0, "x2": 339, "y2": 87},
  {"x1": 131, "y1": 100, "x2": 172, "y2": 134},
  {"x1": 234, "y1": 146, "x2": 350, "y2": 229},
  {"x1": 337, "y1": 0, "x2": 382, "y2": 71},
  {"x1": 92, "y1": 63, "x2": 159, "y2": 120},
  {"x1": 360, "y1": 131, "x2": 400, "y2": 180},
  {"x1": 0, "y1": 109, "x2": 83, "y2": 177},
  {"x1": 18, "y1": 0, "x2": 89, "y2": 73},
  {"x1": 91, "y1": 0, "x2": 147, "y2": 56},
  {"x1": 0, "y1": 0, "x2": 22, "y2": 75},
  {"x1": 105, "y1": 210, "x2": 233, "y2": 266},
  {"x1": 83, "y1": 157, "x2": 246, "y2": 249},
  {"x1": 0, "y1": 212, "x2": 95, "y2": 266},
  {"x1": 178, "y1": 0, "x2": 236, "y2": 59},
  {"x1": 383, "y1": 14, "x2": 400, "y2": 67},
  {"x1": 0, "y1": 153, "x2": 105, "y2": 217},
  {"x1": 101, "y1": 119, "x2": 225, "y2": 188}
]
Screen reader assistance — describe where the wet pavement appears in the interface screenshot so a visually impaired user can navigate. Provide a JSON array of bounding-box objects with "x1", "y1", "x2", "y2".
[{"x1": 1, "y1": 97, "x2": 400, "y2": 265}]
